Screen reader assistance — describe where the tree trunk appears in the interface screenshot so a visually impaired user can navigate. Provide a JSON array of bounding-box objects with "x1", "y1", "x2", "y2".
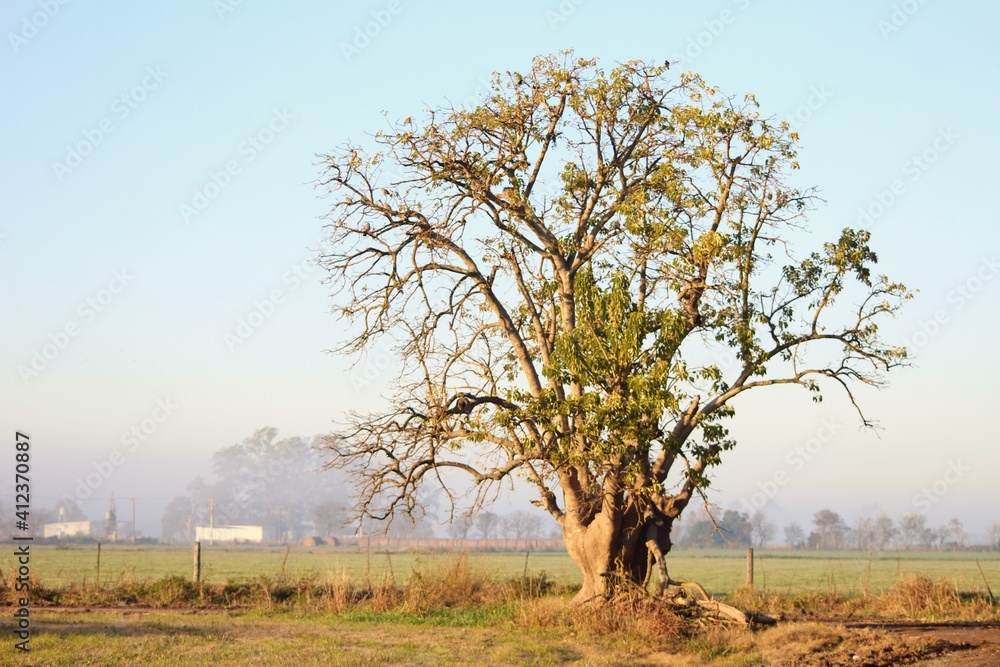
[{"x1": 563, "y1": 506, "x2": 673, "y2": 604}]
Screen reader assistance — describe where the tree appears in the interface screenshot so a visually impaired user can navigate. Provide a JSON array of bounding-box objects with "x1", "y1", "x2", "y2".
[
  {"x1": 810, "y1": 509, "x2": 849, "y2": 550},
  {"x1": 188, "y1": 428, "x2": 350, "y2": 540},
  {"x1": 679, "y1": 509, "x2": 751, "y2": 548},
  {"x1": 944, "y1": 517, "x2": 964, "y2": 550},
  {"x1": 473, "y1": 511, "x2": 501, "y2": 539},
  {"x1": 502, "y1": 510, "x2": 543, "y2": 539},
  {"x1": 447, "y1": 512, "x2": 475, "y2": 539},
  {"x1": 679, "y1": 519, "x2": 718, "y2": 548},
  {"x1": 923, "y1": 525, "x2": 944, "y2": 550},
  {"x1": 161, "y1": 496, "x2": 195, "y2": 543},
  {"x1": 319, "y1": 53, "x2": 910, "y2": 602},
  {"x1": 716, "y1": 510, "x2": 753, "y2": 548},
  {"x1": 30, "y1": 507, "x2": 57, "y2": 538},
  {"x1": 898, "y1": 513, "x2": 929, "y2": 550},
  {"x1": 852, "y1": 513, "x2": 895, "y2": 551},
  {"x1": 54, "y1": 498, "x2": 87, "y2": 522},
  {"x1": 783, "y1": 522, "x2": 805, "y2": 549},
  {"x1": 748, "y1": 510, "x2": 775, "y2": 548},
  {"x1": 853, "y1": 516, "x2": 876, "y2": 551},
  {"x1": 310, "y1": 500, "x2": 346, "y2": 538},
  {"x1": 987, "y1": 522, "x2": 1000, "y2": 551},
  {"x1": 872, "y1": 512, "x2": 897, "y2": 551}
]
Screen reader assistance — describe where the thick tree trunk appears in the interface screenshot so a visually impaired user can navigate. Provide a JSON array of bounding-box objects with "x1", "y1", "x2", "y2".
[
  {"x1": 564, "y1": 512, "x2": 617, "y2": 604},
  {"x1": 563, "y1": 508, "x2": 674, "y2": 604}
]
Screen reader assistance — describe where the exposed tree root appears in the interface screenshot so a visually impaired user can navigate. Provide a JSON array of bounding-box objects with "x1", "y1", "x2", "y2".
[
  {"x1": 593, "y1": 573, "x2": 777, "y2": 627},
  {"x1": 662, "y1": 579, "x2": 777, "y2": 627}
]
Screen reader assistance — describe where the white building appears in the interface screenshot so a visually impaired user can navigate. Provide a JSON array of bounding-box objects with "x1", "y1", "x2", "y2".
[
  {"x1": 43, "y1": 519, "x2": 127, "y2": 539},
  {"x1": 195, "y1": 525, "x2": 264, "y2": 543},
  {"x1": 43, "y1": 520, "x2": 95, "y2": 538}
]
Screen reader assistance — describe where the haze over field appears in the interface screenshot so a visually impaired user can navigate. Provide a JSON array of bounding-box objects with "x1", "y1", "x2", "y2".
[{"x1": 2, "y1": 1, "x2": 999, "y2": 540}]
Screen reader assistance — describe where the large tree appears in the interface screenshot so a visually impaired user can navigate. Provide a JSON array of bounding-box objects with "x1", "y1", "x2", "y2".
[
  {"x1": 318, "y1": 53, "x2": 909, "y2": 603},
  {"x1": 188, "y1": 428, "x2": 349, "y2": 539},
  {"x1": 160, "y1": 495, "x2": 195, "y2": 543},
  {"x1": 811, "y1": 509, "x2": 849, "y2": 550}
]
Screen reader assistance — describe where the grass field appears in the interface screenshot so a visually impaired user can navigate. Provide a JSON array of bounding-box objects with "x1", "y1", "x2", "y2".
[
  {"x1": 4, "y1": 544, "x2": 999, "y2": 597},
  {"x1": 1, "y1": 599, "x2": 990, "y2": 666},
  {"x1": 2, "y1": 545, "x2": 998, "y2": 666},
  {"x1": 4, "y1": 609, "x2": 616, "y2": 666}
]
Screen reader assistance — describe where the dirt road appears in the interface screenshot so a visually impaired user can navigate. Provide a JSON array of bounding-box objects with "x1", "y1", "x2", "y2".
[{"x1": 845, "y1": 622, "x2": 1000, "y2": 666}]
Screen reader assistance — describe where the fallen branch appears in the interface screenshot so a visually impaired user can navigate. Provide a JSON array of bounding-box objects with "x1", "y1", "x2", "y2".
[{"x1": 664, "y1": 579, "x2": 777, "y2": 626}]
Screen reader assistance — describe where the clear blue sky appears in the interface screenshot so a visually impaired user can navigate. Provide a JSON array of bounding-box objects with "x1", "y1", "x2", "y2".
[{"x1": 2, "y1": 0, "x2": 998, "y2": 538}]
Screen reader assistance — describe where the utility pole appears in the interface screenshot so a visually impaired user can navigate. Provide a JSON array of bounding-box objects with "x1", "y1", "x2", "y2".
[
  {"x1": 127, "y1": 497, "x2": 138, "y2": 543},
  {"x1": 106, "y1": 493, "x2": 118, "y2": 542},
  {"x1": 209, "y1": 497, "x2": 216, "y2": 546}
]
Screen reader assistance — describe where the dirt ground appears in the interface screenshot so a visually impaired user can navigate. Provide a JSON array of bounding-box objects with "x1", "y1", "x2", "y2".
[{"x1": 848, "y1": 622, "x2": 1000, "y2": 667}]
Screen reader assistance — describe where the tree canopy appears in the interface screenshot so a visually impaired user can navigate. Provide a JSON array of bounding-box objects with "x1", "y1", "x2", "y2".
[
  {"x1": 318, "y1": 52, "x2": 909, "y2": 601},
  {"x1": 179, "y1": 428, "x2": 348, "y2": 541}
]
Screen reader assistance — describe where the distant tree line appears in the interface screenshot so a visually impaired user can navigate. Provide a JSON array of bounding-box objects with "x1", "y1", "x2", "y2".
[
  {"x1": 673, "y1": 507, "x2": 1000, "y2": 552},
  {"x1": 20, "y1": 432, "x2": 1000, "y2": 550},
  {"x1": 157, "y1": 427, "x2": 559, "y2": 543},
  {"x1": 443, "y1": 510, "x2": 561, "y2": 541}
]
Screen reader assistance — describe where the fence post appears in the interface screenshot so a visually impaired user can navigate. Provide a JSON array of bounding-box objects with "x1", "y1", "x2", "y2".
[
  {"x1": 95, "y1": 542, "x2": 101, "y2": 588},
  {"x1": 976, "y1": 558, "x2": 995, "y2": 604},
  {"x1": 746, "y1": 548, "x2": 754, "y2": 587},
  {"x1": 193, "y1": 541, "x2": 202, "y2": 583}
]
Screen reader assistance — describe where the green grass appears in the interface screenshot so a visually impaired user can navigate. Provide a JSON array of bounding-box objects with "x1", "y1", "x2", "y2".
[
  {"x1": 675, "y1": 548, "x2": 1000, "y2": 596},
  {"x1": 2, "y1": 610, "x2": 622, "y2": 666},
  {"x1": 3, "y1": 544, "x2": 999, "y2": 597}
]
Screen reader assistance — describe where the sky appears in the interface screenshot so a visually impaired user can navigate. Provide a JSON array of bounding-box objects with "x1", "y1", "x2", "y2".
[{"x1": 2, "y1": 0, "x2": 998, "y2": 539}]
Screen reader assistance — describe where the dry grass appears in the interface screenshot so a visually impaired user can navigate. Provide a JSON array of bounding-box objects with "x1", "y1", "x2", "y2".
[
  {"x1": 402, "y1": 554, "x2": 503, "y2": 610},
  {"x1": 877, "y1": 573, "x2": 972, "y2": 618},
  {"x1": 518, "y1": 593, "x2": 686, "y2": 643},
  {"x1": 723, "y1": 574, "x2": 998, "y2": 623},
  {"x1": 1, "y1": 553, "x2": 556, "y2": 614},
  {"x1": 4, "y1": 556, "x2": 996, "y2": 626}
]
